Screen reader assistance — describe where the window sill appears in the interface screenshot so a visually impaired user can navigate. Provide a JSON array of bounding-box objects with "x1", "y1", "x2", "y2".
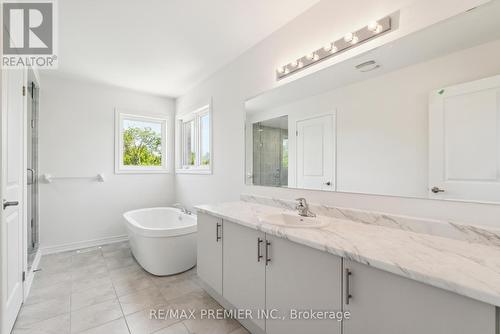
[
  {"x1": 115, "y1": 169, "x2": 171, "y2": 174},
  {"x1": 176, "y1": 168, "x2": 212, "y2": 175}
]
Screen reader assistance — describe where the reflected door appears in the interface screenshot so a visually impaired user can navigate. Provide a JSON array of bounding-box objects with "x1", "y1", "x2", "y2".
[
  {"x1": 296, "y1": 114, "x2": 335, "y2": 191},
  {"x1": 429, "y1": 75, "x2": 500, "y2": 202}
]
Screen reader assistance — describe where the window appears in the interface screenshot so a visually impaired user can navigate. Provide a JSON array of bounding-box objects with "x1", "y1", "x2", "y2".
[
  {"x1": 177, "y1": 104, "x2": 212, "y2": 174},
  {"x1": 115, "y1": 111, "x2": 168, "y2": 173}
]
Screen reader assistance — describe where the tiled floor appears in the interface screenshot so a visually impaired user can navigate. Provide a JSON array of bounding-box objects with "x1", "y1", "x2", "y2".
[{"x1": 12, "y1": 242, "x2": 249, "y2": 334}]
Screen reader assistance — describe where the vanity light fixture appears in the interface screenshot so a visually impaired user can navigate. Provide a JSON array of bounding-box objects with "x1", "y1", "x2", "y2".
[{"x1": 276, "y1": 15, "x2": 392, "y2": 80}]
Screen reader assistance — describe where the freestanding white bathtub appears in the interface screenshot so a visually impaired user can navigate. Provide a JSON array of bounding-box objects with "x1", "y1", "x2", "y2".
[{"x1": 123, "y1": 207, "x2": 197, "y2": 276}]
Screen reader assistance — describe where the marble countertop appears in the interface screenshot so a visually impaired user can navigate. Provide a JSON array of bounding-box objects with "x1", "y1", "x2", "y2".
[{"x1": 195, "y1": 201, "x2": 500, "y2": 307}]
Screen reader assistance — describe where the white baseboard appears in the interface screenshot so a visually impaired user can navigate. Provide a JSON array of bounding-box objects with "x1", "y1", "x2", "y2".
[{"x1": 40, "y1": 235, "x2": 129, "y2": 255}]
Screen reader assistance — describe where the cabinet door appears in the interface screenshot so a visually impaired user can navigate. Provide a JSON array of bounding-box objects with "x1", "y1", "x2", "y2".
[
  {"x1": 343, "y1": 260, "x2": 496, "y2": 334},
  {"x1": 197, "y1": 213, "x2": 223, "y2": 295},
  {"x1": 265, "y1": 234, "x2": 342, "y2": 334},
  {"x1": 223, "y1": 221, "x2": 266, "y2": 330}
]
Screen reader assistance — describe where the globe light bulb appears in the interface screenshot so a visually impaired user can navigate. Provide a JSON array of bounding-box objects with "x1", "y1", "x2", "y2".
[
  {"x1": 368, "y1": 20, "x2": 382, "y2": 34},
  {"x1": 367, "y1": 21, "x2": 378, "y2": 31}
]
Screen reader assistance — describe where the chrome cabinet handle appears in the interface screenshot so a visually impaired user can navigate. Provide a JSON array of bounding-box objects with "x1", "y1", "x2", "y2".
[
  {"x1": 345, "y1": 268, "x2": 353, "y2": 305},
  {"x1": 3, "y1": 200, "x2": 19, "y2": 210},
  {"x1": 216, "y1": 222, "x2": 222, "y2": 242},
  {"x1": 431, "y1": 186, "x2": 445, "y2": 194},
  {"x1": 257, "y1": 238, "x2": 263, "y2": 262},
  {"x1": 265, "y1": 240, "x2": 271, "y2": 265}
]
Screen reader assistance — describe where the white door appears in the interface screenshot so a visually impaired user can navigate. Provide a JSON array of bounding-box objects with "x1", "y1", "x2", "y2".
[
  {"x1": 296, "y1": 114, "x2": 335, "y2": 191},
  {"x1": 429, "y1": 75, "x2": 500, "y2": 202},
  {"x1": 1, "y1": 69, "x2": 25, "y2": 333}
]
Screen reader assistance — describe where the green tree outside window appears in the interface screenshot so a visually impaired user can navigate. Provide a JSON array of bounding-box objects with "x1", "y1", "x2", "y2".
[{"x1": 123, "y1": 126, "x2": 162, "y2": 166}]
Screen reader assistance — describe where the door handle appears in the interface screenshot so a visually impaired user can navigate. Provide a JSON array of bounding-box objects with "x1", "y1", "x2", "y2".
[
  {"x1": 27, "y1": 168, "x2": 35, "y2": 185},
  {"x1": 257, "y1": 238, "x2": 263, "y2": 262},
  {"x1": 325, "y1": 181, "x2": 331, "y2": 186},
  {"x1": 265, "y1": 240, "x2": 271, "y2": 266},
  {"x1": 216, "y1": 222, "x2": 222, "y2": 242},
  {"x1": 431, "y1": 186, "x2": 445, "y2": 194},
  {"x1": 345, "y1": 268, "x2": 353, "y2": 305},
  {"x1": 3, "y1": 200, "x2": 19, "y2": 210}
]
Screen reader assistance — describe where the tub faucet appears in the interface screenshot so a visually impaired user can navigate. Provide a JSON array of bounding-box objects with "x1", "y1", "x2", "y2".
[
  {"x1": 173, "y1": 203, "x2": 192, "y2": 215},
  {"x1": 295, "y1": 198, "x2": 316, "y2": 217}
]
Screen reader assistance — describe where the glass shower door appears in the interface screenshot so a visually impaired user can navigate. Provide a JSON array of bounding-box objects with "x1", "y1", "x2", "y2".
[{"x1": 27, "y1": 76, "x2": 39, "y2": 270}]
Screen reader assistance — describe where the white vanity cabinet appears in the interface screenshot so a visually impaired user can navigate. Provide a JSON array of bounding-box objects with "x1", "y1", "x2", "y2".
[
  {"x1": 343, "y1": 260, "x2": 496, "y2": 334},
  {"x1": 197, "y1": 212, "x2": 223, "y2": 295},
  {"x1": 223, "y1": 221, "x2": 266, "y2": 331},
  {"x1": 198, "y1": 213, "x2": 498, "y2": 334},
  {"x1": 222, "y1": 220, "x2": 342, "y2": 334},
  {"x1": 265, "y1": 234, "x2": 342, "y2": 334}
]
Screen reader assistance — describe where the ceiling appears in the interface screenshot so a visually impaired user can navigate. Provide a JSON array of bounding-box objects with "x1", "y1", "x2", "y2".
[{"x1": 48, "y1": 0, "x2": 320, "y2": 97}]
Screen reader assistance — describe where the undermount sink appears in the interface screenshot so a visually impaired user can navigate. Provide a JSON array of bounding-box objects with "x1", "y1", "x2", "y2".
[{"x1": 258, "y1": 212, "x2": 330, "y2": 229}]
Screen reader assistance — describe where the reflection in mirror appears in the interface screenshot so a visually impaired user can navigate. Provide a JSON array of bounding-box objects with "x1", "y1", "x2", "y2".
[
  {"x1": 245, "y1": 1, "x2": 500, "y2": 204},
  {"x1": 251, "y1": 116, "x2": 288, "y2": 187}
]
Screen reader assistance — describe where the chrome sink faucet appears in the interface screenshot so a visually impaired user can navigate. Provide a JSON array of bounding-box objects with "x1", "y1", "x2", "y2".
[
  {"x1": 173, "y1": 203, "x2": 192, "y2": 215},
  {"x1": 295, "y1": 198, "x2": 316, "y2": 217}
]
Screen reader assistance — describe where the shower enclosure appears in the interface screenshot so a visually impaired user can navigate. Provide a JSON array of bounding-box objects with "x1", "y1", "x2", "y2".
[
  {"x1": 27, "y1": 70, "x2": 40, "y2": 270},
  {"x1": 252, "y1": 116, "x2": 288, "y2": 187}
]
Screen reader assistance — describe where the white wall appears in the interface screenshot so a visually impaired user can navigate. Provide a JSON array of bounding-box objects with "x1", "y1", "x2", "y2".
[
  {"x1": 39, "y1": 74, "x2": 176, "y2": 251},
  {"x1": 176, "y1": 0, "x2": 500, "y2": 229}
]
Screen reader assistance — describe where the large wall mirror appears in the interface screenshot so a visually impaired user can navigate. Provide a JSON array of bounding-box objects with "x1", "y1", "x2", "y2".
[{"x1": 245, "y1": 1, "x2": 500, "y2": 204}]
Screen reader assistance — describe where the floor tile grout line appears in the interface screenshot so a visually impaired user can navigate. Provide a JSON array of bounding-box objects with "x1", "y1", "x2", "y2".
[
  {"x1": 12, "y1": 310, "x2": 71, "y2": 330},
  {"x1": 69, "y1": 246, "x2": 126, "y2": 334},
  {"x1": 69, "y1": 248, "x2": 76, "y2": 333},
  {"x1": 71, "y1": 316, "x2": 125, "y2": 334},
  {"x1": 105, "y1": 246, "x2": 133, "y2": 334},
  {"x1": 20, "y1": 242, "x2": 212, "y2": 334},
  {"x1": 150, "y1": 320, "x2": 191, "y2": 334},
  {"x1": 69, "y1": 265, "x2": 72, "y2": 334},
  {"x1": 21, "y1": 284, "x2": 192, "y2": 329},
  {"x1": 106, "y1": 259, "x2": 201, "y2": 333}
]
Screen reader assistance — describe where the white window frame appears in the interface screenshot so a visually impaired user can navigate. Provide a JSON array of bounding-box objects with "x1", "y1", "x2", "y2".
[
  {"x1": 176, "y1": 103, "x2": 212, "y2": 174},
  {"x1": 115, "y1": 110, "x2": 169, "y2": 174}
]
